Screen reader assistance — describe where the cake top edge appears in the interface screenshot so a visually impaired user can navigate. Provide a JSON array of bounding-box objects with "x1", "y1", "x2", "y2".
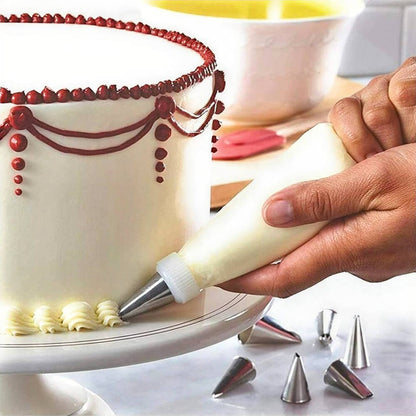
[{"x1": 0, "y1": 13, "x2": 218, "y2": 105}]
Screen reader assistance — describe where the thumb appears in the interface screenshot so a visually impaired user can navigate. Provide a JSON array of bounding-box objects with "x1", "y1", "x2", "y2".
[{"x1": 263, "y1": 157, "x2": 379, "y2": 227}]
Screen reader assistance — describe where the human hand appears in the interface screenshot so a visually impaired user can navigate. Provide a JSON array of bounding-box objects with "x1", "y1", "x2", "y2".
[
  {"x1": 219, "y1": 144, "x2": 416, "y2": 298},
  {"x1": 328, "y1": 57, "x2": 416, "y2": 162}
]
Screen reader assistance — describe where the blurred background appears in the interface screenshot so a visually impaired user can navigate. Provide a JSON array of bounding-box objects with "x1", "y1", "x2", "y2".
[{"x1": 0, "y1": 0, "x2": 415, "y2": 77}]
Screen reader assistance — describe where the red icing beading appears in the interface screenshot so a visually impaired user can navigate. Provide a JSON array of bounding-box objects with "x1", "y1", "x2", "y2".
[{"x1": 0, "y1": 13, "x2": 218, "y2": 105}]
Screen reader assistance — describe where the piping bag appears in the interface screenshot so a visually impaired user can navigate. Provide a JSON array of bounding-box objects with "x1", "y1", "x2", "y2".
[{"x1": 119, "y1": 123, "x2": 355, "y2": 319}]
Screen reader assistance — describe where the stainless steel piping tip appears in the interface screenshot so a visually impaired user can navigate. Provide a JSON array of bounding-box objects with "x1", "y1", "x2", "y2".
[
  {"x1": 344, "y1": 315, "x2": 370, "y2": 369},
  {"x1": 317, "y1": 309, "x2": 338, "y2": 346},
  {"x1": 324, "y1": 359, "x2": 373, "y2": 399},
  {"x1": 238, "y1": 315, "x2": 302, "y2": 345},
  {"x1": 281, "y1": 353, "x2": 311, "y2": 404},
  {"x1": 119, "y1": 272, "x2": 174, "y2": 320},
  {"x1": 212, "y1": 356, "x2": 256, "y2": 398}
]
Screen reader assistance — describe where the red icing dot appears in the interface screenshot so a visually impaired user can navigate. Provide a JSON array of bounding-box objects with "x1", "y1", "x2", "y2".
[
  {"x1": 155, "y1": 96, "x2": 176, "y2": 119},
  {"x1": 106, "y1": 18, "x2": 116, "y2": 27},
  {"x1": 151, "y1": 84, "x2": 159, "y2": 97},
  {"x1": 212, "y1": 119, "x2": 222, "y2": 131},
  {"x1": 108, "y1": 85, "x2": 119, "y2": 100},
  {"x1": 129, "y1": 85, "x2": 141, "y2": 99},
  {"x1": 118, "y1": 86, "x2": 130, "y2": 99},
  {"x1": 20, "y1": 13, "x2": 32, "y2": 23},
  {"x1": 140, "y1": 85, "x2": 152, "y2": 98},
  {"x1": 32, "y1": 13, "x2": 42, "y2": 23},
  {"x1": 12, "y1": 157, "x2": 25, "y2": 171},
  {"x1": 211, "y1": 147, "x2": 218, "y2": 153},
  {"x1": 9, "y1": 134, "x2": 28, "y2": 152},
  {"x1": 65, "y1": 14, "x2": 76, "y2": 24},
  {"x1": 95, "y1": 16, "x2": 106, "y2": 26},
  {"x1": 14, "y1": 175, "x2": 23, "y2": 184},
  {"x1": 42, "y1": 87, "x2": 57, "y2": 103},
  {"x1": 54, "y1": 14, "x2": 65, "y2": 23},
  {"x1": 0, "y1": 88, "x2": 11, "y2": 103},
  {"x1": 215, "y1": 101, "x2": 225, "y2": 115},
  {"x1": 125, "y1": 22, "x2": 135, "y2": 31},
  {"x1": 155, "y1": 148, "x2": 168, "y2": 160},
  {"x1": 157, "y1": 82, "x2": 167, "y2": 95},
  {"x1": 116, "y1": 20, "x2": 126, "y2": 29},
  {"x1": 156, "y1": 176, "x2": 164, "y2": 183},
  {"x1": 15, "y1": 188, "x2": 23, "y2": 196},
  {"x1": 215, "y1": 70, "x2": 226, "y2": 93},
  {"x1": 155, "y1": 161, "x2": 165, "y2": 173},
  {"x1": 9, "y1": 106, "x2": 33, "y2": 130},
  {"x1": 75, "y1": 15, "x2": 86, "y2": 24},
  {"x1": 172, "y1": 81, "x2": 182, "y2": 93},
  {"x1": 97, "y1": 85, "x2": 109, "y2": 100},
  {"x1": 26, "y1": 90, "x2": 42, "y2": 104},
  {"x1": 11, "y1": 92, "x2": 26, "y2": 105},
  {"x1": 212, "y1": 135, "x2": 218, "y2": 143},
  {"x1": 71, "y1": 88, "x2": 84, "y2": 101},
  {"x1": 43, "y1": 14, "x2": 53, "y2": 23},
  {"x1": 83, "y1": 88, "x2": 96, "y2": 101},
  {"x1": 155, "y1": 124, "x2": 171, "y2": 141},
  {"x1": 57, "y1": 89, "x2": 71, "y2": 102}
]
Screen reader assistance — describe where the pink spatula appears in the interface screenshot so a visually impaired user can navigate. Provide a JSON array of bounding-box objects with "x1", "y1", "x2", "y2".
[{"x1": 213, "y1": 110, "x2": 328, "y2": 160}]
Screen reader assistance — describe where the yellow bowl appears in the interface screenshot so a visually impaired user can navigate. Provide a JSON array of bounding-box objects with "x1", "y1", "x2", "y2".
[{"x1": 140, "y1": 0, "x2": 364, "y2": 124}]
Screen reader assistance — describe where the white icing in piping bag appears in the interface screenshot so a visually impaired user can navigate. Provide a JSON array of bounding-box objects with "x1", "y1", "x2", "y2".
[{"x1": 119, "y1": 123, "x2": 355, "y2": 319}]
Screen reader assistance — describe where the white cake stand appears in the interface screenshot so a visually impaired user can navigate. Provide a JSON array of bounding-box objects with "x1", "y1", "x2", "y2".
[{"x1": 0, "y1": 288, "x2": 271, "y2": 416}]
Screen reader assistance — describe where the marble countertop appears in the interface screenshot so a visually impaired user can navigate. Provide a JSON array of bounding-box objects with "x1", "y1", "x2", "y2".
[{"x1": 63, "y1": 271, "x2": 416, "y2": 416}]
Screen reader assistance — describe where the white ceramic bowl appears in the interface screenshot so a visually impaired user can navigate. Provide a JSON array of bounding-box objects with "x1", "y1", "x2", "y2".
[{"x1": 140, "y1": 0, "x2": 364, "y2": 124}]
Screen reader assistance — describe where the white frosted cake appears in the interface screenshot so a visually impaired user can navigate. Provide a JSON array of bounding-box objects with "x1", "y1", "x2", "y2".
[{"x1": 0, "y1": 13, "x2": 224, "y2": 335}]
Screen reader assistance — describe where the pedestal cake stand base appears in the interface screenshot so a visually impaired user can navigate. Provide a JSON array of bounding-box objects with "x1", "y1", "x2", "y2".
[{"x1": 0, "y1": 288, "x2": 271, "y2": 415}]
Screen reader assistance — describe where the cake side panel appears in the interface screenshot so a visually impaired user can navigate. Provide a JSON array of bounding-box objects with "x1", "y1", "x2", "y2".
[{"x1": 0, "y1": 77, "x2": 214, "y2": 314}]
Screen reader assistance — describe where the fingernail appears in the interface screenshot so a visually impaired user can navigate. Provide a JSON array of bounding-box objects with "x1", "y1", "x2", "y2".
[{"x1": 265, "y1": 200, "x2": 294, "y2": 226}]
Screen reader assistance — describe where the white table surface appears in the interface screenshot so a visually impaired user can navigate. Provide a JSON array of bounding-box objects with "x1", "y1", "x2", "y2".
[{"x1": 63, "y1": 271, "x2": 416, "y2": 416}]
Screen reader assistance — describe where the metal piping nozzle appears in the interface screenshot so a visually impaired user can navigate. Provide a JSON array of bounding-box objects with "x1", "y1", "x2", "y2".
[
  {"x1": 119, "y1": 272, "x2": 174, "y2": 320},
  {"x1": 238, "y1": 315, "x2": 302, "y2": 345},
  {"x1": 344, "y1": 315, "x2": 370, "y2": 369},
  {"x1": 324, "y1": 359, "x2": 373, "y2": 399},
  {"x1": 281, "y1": 353, "x2": 311, "y2": 404},
  {"x1": 212, "y1": 356, "x2": 256, "y2": 398},
  {"x1": 317, "y1": 309, "x2": 338, "y2": 346}
]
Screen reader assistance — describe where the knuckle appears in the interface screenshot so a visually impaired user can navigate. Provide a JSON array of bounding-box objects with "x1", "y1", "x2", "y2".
[
  {"x1": 389, "y1": 79, "x2": 416, "y2": 109},
  {"x1": 367, "y1": 75, "x2": 389, "y2": 91},
  {"x1": 270, "y1": 263, "x2": 297, "y2": 298},
  {"x1": 360, "y1": 155, "x2": 396, "y2": 204},
  {"x1": 363, "y1": 105, "x2": 395, "y2": 131},
  {"x1": 307, "y1": 183, "x2": 334, "y2": 221},
  {"x1": 331, "y1": 97, "x2": 359, "y2": 119},
  {"x1": 401, "y1": 56, "x2": 416, "y2": 69}
]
